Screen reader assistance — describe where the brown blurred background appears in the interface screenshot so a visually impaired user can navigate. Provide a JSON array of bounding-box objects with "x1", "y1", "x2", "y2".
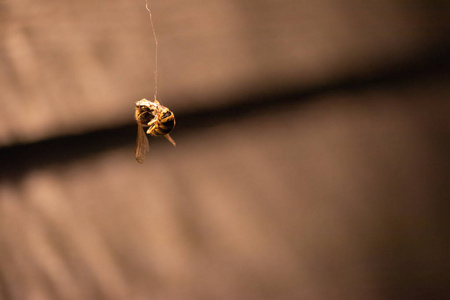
[{"x1": 0, "y1": 0, "x2": 449, "y2": 299}]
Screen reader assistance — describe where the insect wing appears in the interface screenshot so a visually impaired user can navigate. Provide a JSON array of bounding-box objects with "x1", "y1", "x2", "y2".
[{"x1": 135, "y1": 123, "x2": 150, "y2": 163}]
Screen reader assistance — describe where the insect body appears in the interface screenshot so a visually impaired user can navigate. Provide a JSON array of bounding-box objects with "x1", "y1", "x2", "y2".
[{"x1": 135, "y1": 98, "x2": 176, "y2": 163}]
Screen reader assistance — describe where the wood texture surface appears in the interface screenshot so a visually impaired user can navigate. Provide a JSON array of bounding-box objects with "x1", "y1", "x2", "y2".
[
  {"x1": 0, "y1": 0, "x2": 449, "y2": 299},
  {"x1": 1, "y1": 0, "x2": 449, "y2": 145}
]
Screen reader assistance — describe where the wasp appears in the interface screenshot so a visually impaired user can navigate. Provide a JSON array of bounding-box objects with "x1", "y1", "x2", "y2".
[{"x1": 135, "y1": 98, "x2": 176, "y2": 163}]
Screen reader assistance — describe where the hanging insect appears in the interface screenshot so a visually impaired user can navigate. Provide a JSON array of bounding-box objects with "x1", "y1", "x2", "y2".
[{"x1": 135, "y1": 98, "x2": 176, "y2": 163}]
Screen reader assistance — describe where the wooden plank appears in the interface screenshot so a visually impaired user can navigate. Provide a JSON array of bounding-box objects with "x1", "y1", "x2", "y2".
[
  {"x1": 0, "y1": 78, "x2": 448, "y2": 299},
  {"x1": 0, "y1": 0, "x2": 449, "y2": 145}
]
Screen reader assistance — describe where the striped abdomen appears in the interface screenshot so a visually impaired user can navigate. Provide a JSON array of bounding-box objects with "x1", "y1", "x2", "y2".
[{"x1": 151, "y1": 107, "x2": 175, "y2": 136}]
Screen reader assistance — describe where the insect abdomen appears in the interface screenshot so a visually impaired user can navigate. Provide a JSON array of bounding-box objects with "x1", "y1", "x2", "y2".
[{"x1": 153, "y1": 110, "x2": 175, "y2": 135}]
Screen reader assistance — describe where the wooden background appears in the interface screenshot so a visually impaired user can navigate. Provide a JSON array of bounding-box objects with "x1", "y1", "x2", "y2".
[{"x1": 0, "y1": 0, "x2": 449, "y2": 299}]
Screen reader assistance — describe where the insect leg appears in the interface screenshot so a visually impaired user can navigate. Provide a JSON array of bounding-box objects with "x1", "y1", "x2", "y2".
[
  {"x1": 164, "y1": 134, "x2": 176, "y2": 146},
  {"x1": 146, "y1": 118, "x2": 157, "y2": 135}
]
